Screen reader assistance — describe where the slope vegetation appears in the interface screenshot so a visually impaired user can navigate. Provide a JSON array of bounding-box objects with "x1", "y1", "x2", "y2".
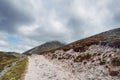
[{"x1": 41, "y1": 28, "x2": 120, "y2": 54}]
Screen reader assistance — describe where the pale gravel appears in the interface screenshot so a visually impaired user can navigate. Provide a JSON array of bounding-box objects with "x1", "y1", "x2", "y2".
[{"x1": 24, "y1": 55, "x2": 78, "y2": 80}]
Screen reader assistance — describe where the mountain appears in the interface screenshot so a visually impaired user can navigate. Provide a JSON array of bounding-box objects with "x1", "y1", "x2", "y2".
[
  {"x1": 24, "y1": 41, "x2": 64, "y2": 55},
  {"x1": 31, "y1": 28, "x2": 120, "y2": 80},
  {"x1": 40, "y1": 28, "x2": 120, "y2": 54}
]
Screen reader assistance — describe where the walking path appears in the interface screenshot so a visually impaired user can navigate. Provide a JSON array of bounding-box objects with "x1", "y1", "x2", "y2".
[{"x1": 24, "y1": 55, "x2": 77, "y2": 80}]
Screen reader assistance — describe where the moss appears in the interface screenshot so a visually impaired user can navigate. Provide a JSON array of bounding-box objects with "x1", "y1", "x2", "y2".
[
  {"x1": 1, "y1": 57, "x2": 28, "y2": 80},
  {"x1": 111, "y1": 57, "x2": 120, "y2": 66}
]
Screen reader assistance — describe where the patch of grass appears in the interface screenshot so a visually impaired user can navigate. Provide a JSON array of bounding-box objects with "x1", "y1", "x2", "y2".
[
  {"x1": 1, "y1": 57, "x2": 28, "y2": 80},
  {"x1": 111, "y1": 57, "x2": 120, "y2": 66}
]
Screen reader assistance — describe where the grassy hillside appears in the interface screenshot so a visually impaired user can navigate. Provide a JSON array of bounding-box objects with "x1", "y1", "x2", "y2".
[
  {"x1": 1, "y1": 57, "x2": 28, "y2": 80},
  {"x1": 0, "y1": 52, "x2": 18, "y2": 72}
]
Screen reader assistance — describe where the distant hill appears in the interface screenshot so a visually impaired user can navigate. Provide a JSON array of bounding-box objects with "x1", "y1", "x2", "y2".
[
  {"x1": 0, "y1": 51, "x2": 24, "y2": 57},
  {"x1": 23, "y1": 41, "x2": 64, "y2": 55}
]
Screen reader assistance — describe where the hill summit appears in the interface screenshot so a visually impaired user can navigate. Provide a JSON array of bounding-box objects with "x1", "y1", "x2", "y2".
[{"x1": 24, "y1": 41, "x2": 64, "y2": 55}]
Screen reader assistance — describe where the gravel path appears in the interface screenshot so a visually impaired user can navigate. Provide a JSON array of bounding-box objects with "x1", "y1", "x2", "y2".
[{"x1": 24, "y1": 55, "x2": 77, "y2": 80}]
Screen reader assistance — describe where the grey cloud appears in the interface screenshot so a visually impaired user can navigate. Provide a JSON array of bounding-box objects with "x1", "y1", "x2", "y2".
[
  {"x1": 0, "y1": 0, "x2": 120, "y2": 53},
  {"x1": 19, "y1": 0, "x2": 120, "y2": 45},
  {"x1": 0, "y1": 0, "x2": 34, "y2": 33}
]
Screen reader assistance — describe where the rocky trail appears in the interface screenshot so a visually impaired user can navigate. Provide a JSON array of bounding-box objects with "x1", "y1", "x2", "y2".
[{"x1": 24, "y1": 55, "x2": 78, "y2": 80}]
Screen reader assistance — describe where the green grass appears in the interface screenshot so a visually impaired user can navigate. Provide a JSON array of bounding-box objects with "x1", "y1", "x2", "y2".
[
  {"x1": 0, "y1": 58, "x2": 18, "y2": 72},
  {"x1": 1, "y1": 57, "x2": 28, "y2": 80}
]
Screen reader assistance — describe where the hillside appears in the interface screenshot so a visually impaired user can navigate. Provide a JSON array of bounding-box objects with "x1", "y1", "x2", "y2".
[
  {"x1": 34, "y1": 28, "x2": 120, "y2": 80},
  {"x1": 1, "y1": 28, "x2": 120, "y2": 80},
  {"x1": 0, "y1": 52, "x2": 18, "y2": 72},
  {"x1": 0, "y1": 51, "x2": 28, "y2": 80},
  {"x1": 40, "y1": 28, "x2": 120, "y2": 54},
  {"x1": 24, "y1": 41, "x2": 64, "y2": 55}
]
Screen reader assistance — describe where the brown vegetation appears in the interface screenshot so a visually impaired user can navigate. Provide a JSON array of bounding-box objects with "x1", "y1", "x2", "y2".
[
  {"x1": 111, "y1": 57, "x2": 120, "y2": 66},
  {"x1": 109, "y1": 71, "x2": 119, "y2": 76},
  {"x1": 40, "y1": 28, "x2": 120, "y2": 55},
  {"x1": 0, "y1": 53, "x2": 18, "y2": 72}
]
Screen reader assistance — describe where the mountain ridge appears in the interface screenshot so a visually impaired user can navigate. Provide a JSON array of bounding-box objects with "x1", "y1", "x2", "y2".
[
  {"x1": 23, "y1": 41, "x2": 64, "y2": 55},
  {"x1": 38, "y1": 28, "x2": 120, "y2": 55},
  {"x1": 37, "y1": 28, "x2": 120, "y2": 80}
]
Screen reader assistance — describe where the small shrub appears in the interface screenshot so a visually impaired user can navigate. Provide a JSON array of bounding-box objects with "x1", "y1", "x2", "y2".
[
  {"x1": 85, "y1": 53, "x2": 91, "y2": 59},
  {"x1": 109, "y1": 71, "x2": 119, "y2": 76},
  {"x1": 92, "y1": 53, "x2": 97, "y2": 56},
  {"x1": 111, "y1": 57, "x2": 120, "y2": 66},
  {"x1": 100, "y1": 60, "x2": 106, "y2": 65},
  {"x1": 74, "y1": 55, "x2": 82, "y2": 62},
  {"x1": 74, "y1": 53, "x2": 91, "y2": 62}
]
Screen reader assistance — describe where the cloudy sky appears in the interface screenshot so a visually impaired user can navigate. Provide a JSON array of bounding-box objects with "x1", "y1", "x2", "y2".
[{"x1": 0, "y1": 0, "x2": 120, "y2": 53}]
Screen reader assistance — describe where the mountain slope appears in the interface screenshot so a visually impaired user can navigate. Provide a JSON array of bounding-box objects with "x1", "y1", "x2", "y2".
[
  {"x1": 36, "y1": 28, "x2": 120, "y2": 80},
  {"x1": 40, "y1": 28, "x2": 120, "y2": 54},
  {"x1": 24, "y1": 41, "x2": 64, "y2": 55},
  {"x1": 23, "y1": 28, "x2": 120, "y2": 80}
]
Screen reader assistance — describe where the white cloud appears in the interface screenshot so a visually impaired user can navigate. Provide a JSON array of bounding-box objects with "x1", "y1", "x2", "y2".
[
  {"x1": 17, "y1": 24, "x2": 39, "y2": 36},
  {"x1": 71, "y1": 0, "x2": 114, "y2": 36},
  {"x1": 0, "y1": 40, "x2": 8, "y2": 46}
]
